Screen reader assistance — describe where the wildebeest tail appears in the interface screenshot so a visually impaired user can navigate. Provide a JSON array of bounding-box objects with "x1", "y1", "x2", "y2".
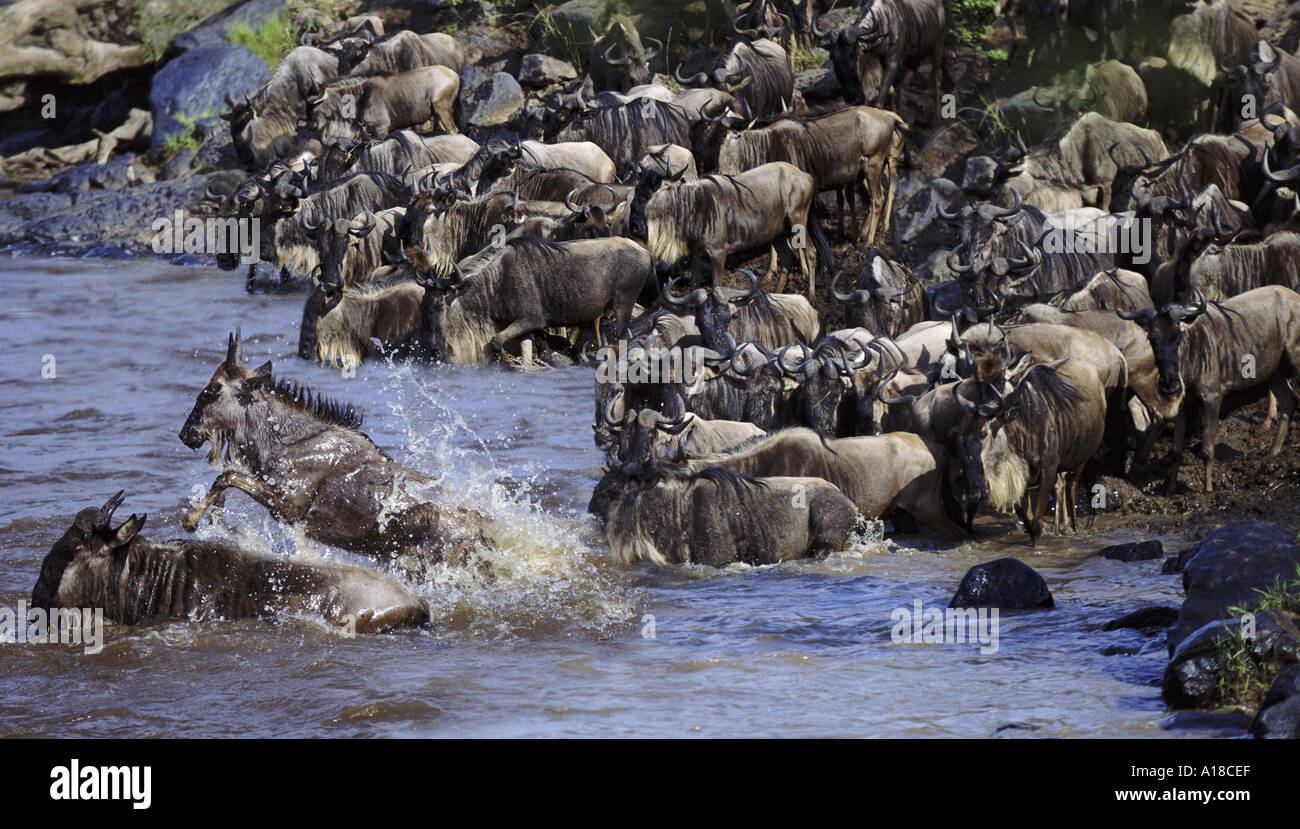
[{"x1": 807, "y1": 199, "x2": 834, "y2": 286}]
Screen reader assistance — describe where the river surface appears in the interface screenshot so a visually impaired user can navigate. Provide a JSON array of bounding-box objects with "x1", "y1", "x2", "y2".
[{"x1": 0, "y1": 255, "x2": 1223, "y2": 738}]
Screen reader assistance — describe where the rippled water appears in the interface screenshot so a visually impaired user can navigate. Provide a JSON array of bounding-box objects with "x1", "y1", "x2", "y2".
[{"x1": 0, "y1": 256, "x2": 1213, "y2": 737}]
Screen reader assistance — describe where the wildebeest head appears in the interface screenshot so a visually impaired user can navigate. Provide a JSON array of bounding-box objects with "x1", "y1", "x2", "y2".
[
  {"x1": 663, "y1": 270, "x2": 762, "y2": 351},
  {"x1": 1117, "y1": 292, "x2": 1207, "y2": 399},
  {"x1": 950, "y1": 367, "x2": 1022, "y2": 505},
  {"x1": 179, "y1": 331, "x2": 275, "y2": 464},
  {"x1": 412, "y1": 262, "x2": 468, "y2": 363},
  {"x1": 31, "y1": 491, "x2": 145, "y2": 612},
  {"x1": 832, "y1": 250, "x2": 921, "y2": 334},
  {"x1": 308, "y1": 211, "x2": 377, "y2": 293},
  {"x1": 789, "y1": 340, "x2": 868, "y2": 437},
  {"x1": 334, "y1": 27, "x2": 377, "y2": 74}
]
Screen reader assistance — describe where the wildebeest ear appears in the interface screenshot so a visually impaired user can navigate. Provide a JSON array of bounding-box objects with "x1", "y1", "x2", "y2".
[
  {"x1": 251, "y1": 360, "x2": 273, "y2": 378},
  {"x1": 113, "y1": 514, "x2": 145, "y2": 548}
]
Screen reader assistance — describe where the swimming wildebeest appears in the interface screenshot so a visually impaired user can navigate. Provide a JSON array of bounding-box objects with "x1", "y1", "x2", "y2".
[
  {"x1": 179, "y1": 331, "x2": 490, "y2": 564},
  {"x1": 598, "y1": 465, "x2": 860, "y2": 566},
  {"x1": 33, "y1": 492, "x2": 428, "y2": 633}
]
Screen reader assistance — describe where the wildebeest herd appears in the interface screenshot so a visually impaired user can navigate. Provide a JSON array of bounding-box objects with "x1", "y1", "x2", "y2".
[{"x1": 32, "y1": 0, "x2": 1300, "y2": 636}]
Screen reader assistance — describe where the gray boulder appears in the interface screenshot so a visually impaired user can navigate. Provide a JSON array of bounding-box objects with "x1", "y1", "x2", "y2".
[
  {"x1": 150, "y1": 44, "x2": 271, "y2": 155},
  {"x1": 463, "y1": 72, "x2": 525, "y2": 128}
]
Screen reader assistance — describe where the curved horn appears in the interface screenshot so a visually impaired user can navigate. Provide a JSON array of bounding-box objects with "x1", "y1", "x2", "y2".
[
  {"x1": 674, "y1": 64, "x2": 708, "y2": 87},
  {"x1": 1262, "y1": 146, "x2": 1300, "y2": 182},
  {"x1": 604, "y1": 43, "x2": 632, "y2": 67}
]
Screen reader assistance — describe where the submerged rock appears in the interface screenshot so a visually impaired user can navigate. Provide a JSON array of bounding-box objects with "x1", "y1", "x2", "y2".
[
  {"x1": 1098, "y1": 539, "x2": 1164, "y2": 562},
  {"x1": 1251, "y1": 665, "x2": 1300, "y2": 738},
  {"x1": 950, "y1": 557, "x2": 1054, "y2": 610},
  {"x1": 1103, "y1": 606, "x2": 1178, "y2": 634}
]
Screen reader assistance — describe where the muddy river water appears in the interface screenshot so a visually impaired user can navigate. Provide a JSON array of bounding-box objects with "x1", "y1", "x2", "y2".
[{"x1": 0, "y1": 255, "x2": 1216, "y2": 737}]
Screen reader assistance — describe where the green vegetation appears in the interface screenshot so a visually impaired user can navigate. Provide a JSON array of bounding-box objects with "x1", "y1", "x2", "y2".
[
  {"x1": 227, "y1": 13, "x2": 297, "y2": 68},
  {"x1": 155, "y1": 109, "x2": 219, "y2": 164},
  {"x1": 1213, "y1": 564, "x2": 1300, "y2": 710},
  {"x1": 949, "y1": 0, "x2": 1005, "y2": 60},
  {"x1": 135, "y1": 0, "x2": 214, "y2": 63},
  {"x1": 790, "y1": 44, "x2": 828, "y2": 75}
]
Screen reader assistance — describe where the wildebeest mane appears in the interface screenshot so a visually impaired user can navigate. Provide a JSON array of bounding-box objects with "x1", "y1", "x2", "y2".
[{"x1": 267, "y1": 377, "x2": 364, "y2": 430}]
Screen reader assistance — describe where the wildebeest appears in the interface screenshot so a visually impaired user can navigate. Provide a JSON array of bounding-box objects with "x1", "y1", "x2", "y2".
[
  {"x1": 662, "y1": 269, "x2": 820, "y2": 352},
  {"x1": 306, "y1": 280, "x2": 427, "y2": 369},
  {"x1": 1002, "y1": 112, "x2": 1169, "y2": 211},
  {"x1": 337, "y1": 29, "x2": 478, "y2": 76},
  {"x1": 628, "y1": 161, "x2": 829, "y2": 295},
  {"x1": 601, "y1": 394, "x2": 765, "y2": 466},
  {"x1": 1184, "y1": 230, "x2": 1300, "y2": 301},
  {"x1": 815, "y1": 0, "x2": 945, "y2": 113},
  {"x1": 33, "y1": 493, "x2": 428, "y2": 633},
  {"x1": 310, "y1": 131, "x2": 478, "y2": 185},
  {"x1": 1052, "y1": 268, "x2": 1153, "y2": 312},
  {"x1": 695, "y1": 105, "x2": 906, "y2": 244},
  {"x1": 832, "y1": 248, "x2": 925, "y2": 337},
  {"x1": 307, "y1": 65, "x2": 459, "y2": 142},
  {"x1": 179, "y1": 332, "x2": 490, "y2": 564},
  {"x1": 948, "y1": 358, "x2": 1107, "y2": 541},
  {"x1": 223, "y1": 46, "x2": 341, "y2": 168},
  {"x1": 555, "y1": 97, "x2": 693, "y2": 173},
  {"x1": 674, "y1": 37, "x2": 794, "y2": 119},
  {"x1": 598, "y1": 465, "x2": 859, "y2": 566},
  {"x1": 1220, "y1": 41, "x2": 1300, "y2": 133},
  {"x1": 688, "y1": 427, "x2": 960, "y2": 530},
  {"x1": 416, "y1": 237, "x2": 653, "y2": 364},
  {"x1": 1118, "y1": 286, "x2": 1300, "y2": 493}
]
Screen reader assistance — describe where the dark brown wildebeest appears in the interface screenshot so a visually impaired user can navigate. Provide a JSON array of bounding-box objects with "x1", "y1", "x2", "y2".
[
  {"x1": 696, "y1": 105, "x2": 906, "y2": 245},
  {"x1": 1118, "y1": 285, "x2": 1300, "y2": 493},
  {"x1": 831, "y1": 248, "x2": 925, "y2": 337},
  {"x1": 815, "y1": 0, "x2": 945, "y2": 113},
  {"x1": 308, "y1": 280, "x2": 427, "y2": 369},
  {"x1": 629, "y1": 161, "x2": 830, "y2": 296},
  {"x1": 948, "y1": 358, "x2": 1108, "y2": 541},
  {"x1": 179, "y1": 332, "x2": 490, "y2": 564},
  {"x1": 223, "y1": 45, "x2": 341, "y2": 168},
  {"x1": 414, "y1": 236, "x2": 653, "y2": 364},
  {"x1": 598, "y1": 465, "x2": 859, "y2": 566},
  {"x1": 661, "y1": 269, "x2": 820, "y2": 352},
  {"x1": 674, "y1": 37, "x2": 794, "y2": 120},
  {"x1": 33, "y1": 493, "x2": 428, "y2": 633}
]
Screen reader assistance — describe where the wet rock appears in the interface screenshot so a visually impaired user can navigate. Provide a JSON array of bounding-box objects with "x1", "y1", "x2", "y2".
[
  {"x1": 1251, "y1": 665, "x2": 1300, "y2": 738},
  {"x1": 17, "y1": 154, "x2": 137, "y2": 193},
  {"x1": 0, "y1": 173, "x2": 230, "y2": 253},
  {"x1": 170, "y1": 252, "x2": 205, "y2": 266},
  {"x1": 1163, "y1": 610, "x2": 1300, "y2": 709},
  {"x1": 1102, "y1": 644, "x2": 1141, "y2": 656},
  {"x1": 1099, "y1": 539, "x2": 1164, "y2": 562},
  {"x1": 463, "y1": 72, "x2": 525, "y2": 129},
  {"x1": 950, "y1": 557, "x2": 1054, "y2": 610},
  {"x1": 161, "y1": 149, "x2": 197, "y2": 180},
  {"x1": 83, "y1": 245, "x2": 130, "y2": 259},
  {"x1": 1104, "y1": 606, "x2": 1179, "y2": 634},
  {"x1": 519, "y1": 54, "x2": 578, "y2": 87},
  {"x1": 194, "y1": 117, "x2": 240, "y2": 171},
  {"x1": 172, "y1": 0, "x2": 288, "y2": 54},
  {"x1": 1169, "y1": 520, "x2": 1300, "y2": 651},
  {"x1": 544, "y1": 0, "x2": 615, "y2": 49},
  {"x1": 150, "y1": 44, "x2": 271, "y2": 155},
  {"x1": 895, "y1": 178, "x2": 964, "y2": 254},
  {"x1": 1160, "y1": 546, "x2": 1198, "y2": 575},
  {"x1": 796, "y1": 67, "x2": 839, "y2": 100},
  {"x1": 896, "y1": 122, "x2": 977, "y2": 205}
]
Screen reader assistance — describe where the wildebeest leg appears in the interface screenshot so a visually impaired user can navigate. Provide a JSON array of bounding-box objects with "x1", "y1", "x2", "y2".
[
  {"x1": 875, "y1": 59, "x2": 900, "y2": 111},
  {"x1": 835, "y1": 188, "x2": 845, "y2": 238},
  {"x1": 184, "y1": 471, "x2": 295, "y2": 532},
  {"x1": 1163, "y1": 414, "x2": 1186, "y2": 496},
  {"x1": 245, "y1": 264, "x2": 257, "y2": 294},
  {"x1": 1199, "y1": 397, "x2": 1222, "y2": 493},
  {"x1": 1268, "y1": 372, "x2": 1296, "y2": 455},
  {"x1": 1027, "y1": 468, "x2": 1055, "y2": 543},
  {"x1": 932, "y1": 43, "x2": 944, "y2": 118},
  {"x1": 491, "y1": 318, "x2": 545, "y2": 358}
]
